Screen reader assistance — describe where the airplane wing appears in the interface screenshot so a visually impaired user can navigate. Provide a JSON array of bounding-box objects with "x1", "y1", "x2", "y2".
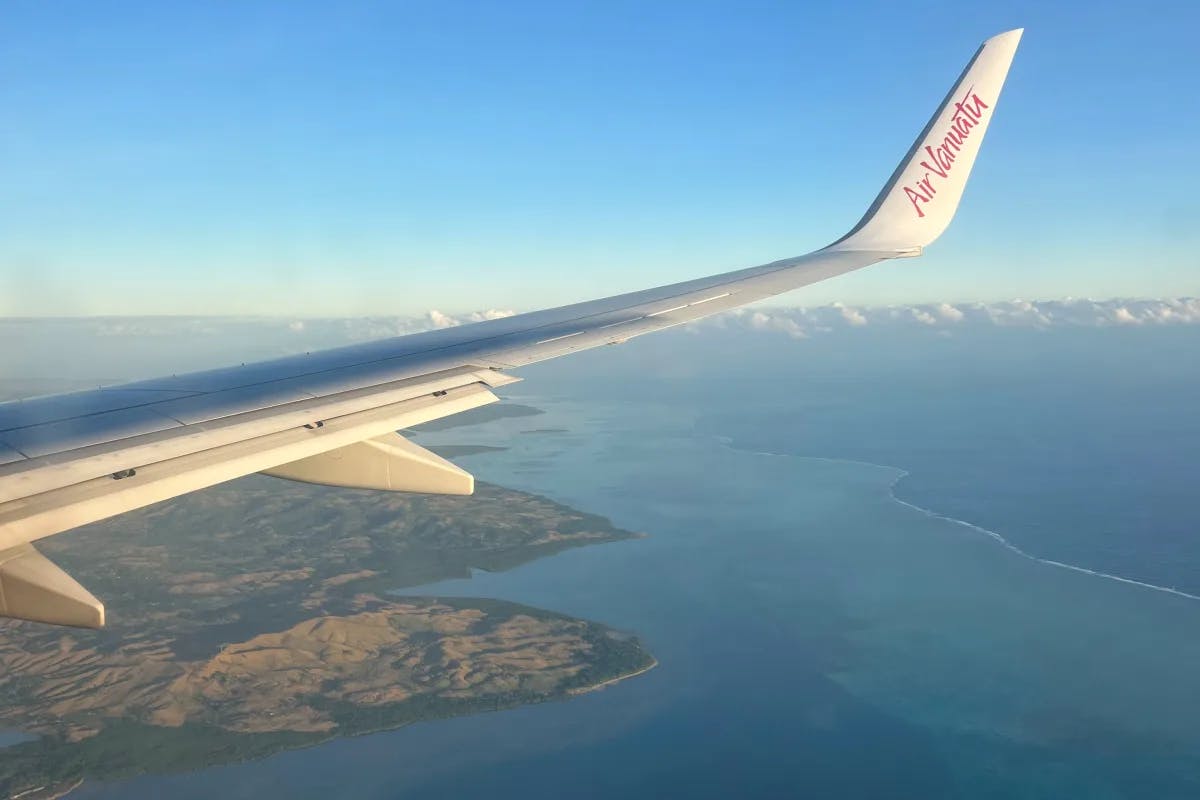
[{"x1": 0, "y1": 29, "x2": 1023, "y2": 627}]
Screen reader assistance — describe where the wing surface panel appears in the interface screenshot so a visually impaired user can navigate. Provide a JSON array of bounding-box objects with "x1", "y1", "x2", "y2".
[{"x1": 0, "y1": 248, "x2": 886, "y2": 462}]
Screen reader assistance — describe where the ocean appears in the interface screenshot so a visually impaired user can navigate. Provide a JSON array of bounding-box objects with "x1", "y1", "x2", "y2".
[{"x1": 75, "y1": 323, "x2": 1200, "y2": 799}]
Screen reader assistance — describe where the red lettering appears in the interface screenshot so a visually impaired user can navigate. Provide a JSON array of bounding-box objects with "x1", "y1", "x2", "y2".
[
  {"x1": 920, "y1": 145, "x2": 949, "y2": 178},
  {"x1": 900, "y1": 85, "x2": 990, "y2": 217},
  {"x1": 904, "y1": 186, "x2": 929, "y2": 217}
]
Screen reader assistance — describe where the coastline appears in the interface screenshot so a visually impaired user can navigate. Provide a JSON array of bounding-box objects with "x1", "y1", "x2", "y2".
[
  {"x1": 0, "y1": 475, "x2": 658, "y2": 798},
  {"x1": 570, "y1": 657, "x2": 659, "y2": 696}
]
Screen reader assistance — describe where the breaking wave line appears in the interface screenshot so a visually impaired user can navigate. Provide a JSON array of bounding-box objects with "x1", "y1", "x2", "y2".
[{"x1": 712, "y1": 436, "x2": 1200, "y2": 603}]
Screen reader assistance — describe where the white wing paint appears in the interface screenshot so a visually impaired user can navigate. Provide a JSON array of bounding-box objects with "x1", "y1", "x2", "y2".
[{"x1": 0, "y1": 30, "x2": 1023, "y2": 627}]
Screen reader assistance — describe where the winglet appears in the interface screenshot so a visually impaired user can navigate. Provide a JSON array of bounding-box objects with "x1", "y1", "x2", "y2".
[{"x1": 829, "y1": 28, "x2": 1023, "y2": 253}]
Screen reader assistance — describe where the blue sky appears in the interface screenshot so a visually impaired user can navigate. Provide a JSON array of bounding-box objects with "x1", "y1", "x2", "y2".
[{"x1": 1, "y1": 0, "x2": 1197, "y2": 316}]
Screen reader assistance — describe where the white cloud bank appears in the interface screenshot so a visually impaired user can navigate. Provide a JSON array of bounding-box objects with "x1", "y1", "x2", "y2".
[
  {"x1": 267, "y1": 298, "x2": 1200, "y2": 345},
  {"x1": 714, "y1": 298, "x2": 1200, "y2": 339},
  {"x1": 18, "y1": 299, "x2": 1199, "y2": 348},
  {"x1": 426, "y1": 308, "x2": 515, "y2": 330}
]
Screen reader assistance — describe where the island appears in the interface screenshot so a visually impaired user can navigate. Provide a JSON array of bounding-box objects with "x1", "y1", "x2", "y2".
[{"x1": 0, "y1": 474, "x2": 654, "y2": 798}]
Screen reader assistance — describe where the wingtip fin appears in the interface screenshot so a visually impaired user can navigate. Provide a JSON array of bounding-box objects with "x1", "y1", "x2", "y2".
[
  {"x1": 830, "y1": 28, "x2": 1022, "y2": 253},
  {"x1": 987, "y1": 28, "x2": 1025, "y2": 45}
]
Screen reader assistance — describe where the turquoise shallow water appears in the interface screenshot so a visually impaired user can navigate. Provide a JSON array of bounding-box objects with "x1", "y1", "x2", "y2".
[{"x1": 78, "y1": 393, "x2": 1200, "y2": 799}]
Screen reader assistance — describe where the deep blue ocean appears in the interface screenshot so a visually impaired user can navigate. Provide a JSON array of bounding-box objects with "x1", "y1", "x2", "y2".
[{"x1": 73, "y1": 323, "x2": 1200, "y2": 799}]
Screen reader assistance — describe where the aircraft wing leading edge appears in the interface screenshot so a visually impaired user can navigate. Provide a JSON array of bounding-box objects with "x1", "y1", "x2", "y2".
[{"x1": 0, "y1": 29, "x2": 1023, "y2": 627}]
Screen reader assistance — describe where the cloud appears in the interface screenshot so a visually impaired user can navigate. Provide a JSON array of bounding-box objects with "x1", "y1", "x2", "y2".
[
  {"x1": 836, "y1": 304, "x2": 868, "y2": 327},
  {"x1": 745, "y1": 310, "x2": 807, "y2": 339},
  {"x1": 936, "y1": 303, "x2": 964, "y2": 322},
  {"x1": 426, "y1": 308, "x2": 516, "y2": 329},
  {"x1": 706, "y1": 298, "x2": 1200, "y2": 338},
  {"x1": 470, "y1": 308, "x2": 517, "y2": 322},
  {"x1": 427, "y1": 309, "x2": 457, "y2": 329},
  {"x1": 1111, "y1": 307, "x2": 1140, "y2": 325},
  {"x1": 17, "y1": 299, "x2": 1199, "y2": 357}
]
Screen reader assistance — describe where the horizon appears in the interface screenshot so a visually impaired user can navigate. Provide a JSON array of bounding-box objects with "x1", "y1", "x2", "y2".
[
  {"x1": 3, "y1": 293, "x2": 1197, "y2": 324},
  {"x1": 5, "y1": 297, "x2": 1198, "y2": 395}
]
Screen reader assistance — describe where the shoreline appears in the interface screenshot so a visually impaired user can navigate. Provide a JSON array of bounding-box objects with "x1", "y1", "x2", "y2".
[{"x1": 570, "y1": 657, "x2": 659, "y2": 696}]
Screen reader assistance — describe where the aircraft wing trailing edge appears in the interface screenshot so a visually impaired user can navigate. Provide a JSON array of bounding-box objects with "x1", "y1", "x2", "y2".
[{"x1": 0, "y1": 29, "x2": 1023, "y2": 627}]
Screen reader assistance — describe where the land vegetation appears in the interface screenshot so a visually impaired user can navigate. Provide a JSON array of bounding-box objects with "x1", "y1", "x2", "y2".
[{"x1": 0, "y1": 475, "x2": 652, "y2": 797}]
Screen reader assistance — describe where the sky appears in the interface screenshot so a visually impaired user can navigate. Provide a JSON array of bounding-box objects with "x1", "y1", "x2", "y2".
[{"x1": 1, "y1": 0, "x2": 1197, "y2": 317}]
